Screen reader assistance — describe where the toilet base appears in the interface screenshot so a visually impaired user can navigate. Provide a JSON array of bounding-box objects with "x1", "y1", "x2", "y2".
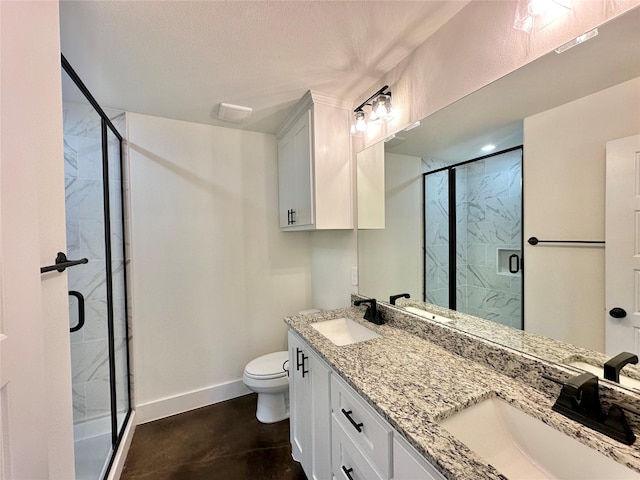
[{"x1": 256, "y1": 391, "x2": 289, "y2": 424}]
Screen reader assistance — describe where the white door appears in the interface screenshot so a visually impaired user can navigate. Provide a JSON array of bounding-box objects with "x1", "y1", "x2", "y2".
[{"x1": 605, "y1": 134, "x2": 640, "y2": 355}]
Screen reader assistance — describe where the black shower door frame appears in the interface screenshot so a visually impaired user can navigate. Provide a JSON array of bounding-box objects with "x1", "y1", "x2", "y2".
[{"x1": 422, "y1": 145, "x2": 524, "y2": 327}]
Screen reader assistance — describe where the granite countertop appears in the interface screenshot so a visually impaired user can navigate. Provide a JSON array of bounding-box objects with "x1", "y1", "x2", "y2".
[
  {"x1": 285, "y1": 306, "x2": 640, "y2": 480},
  {"x1": 395, "y1": 299, "x2": 640, "y2": 384}
]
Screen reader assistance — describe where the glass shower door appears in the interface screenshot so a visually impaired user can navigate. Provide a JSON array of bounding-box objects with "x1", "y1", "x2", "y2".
[
  {"x1": 423, "y1": 148, "x2": 523, "y2": 329},
  {"x1": 64, "y1": 95, "x2": 114, "y2": 479},
  {"x1": 455, "y1": 149, "x2": 523, "y2": 329},
  {"x1": 63, "y1": 59, "x2": 130, "y2": 480}
]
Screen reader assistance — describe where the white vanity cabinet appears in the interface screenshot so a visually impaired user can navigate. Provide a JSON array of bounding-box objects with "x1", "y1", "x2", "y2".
[
  {"x1": 277, "y1": 90, "x2": 353, "y2": 231},
  {"x1": 331, "y1": 374, "x2": 392, "y2": 479},
  {"x1": 393, "y1": 434, "x2": 446, "y2": 480},
  {"x1": 288, "y1": 330, "x2": 332, "y2": 480},
  {"x1": 288, "y1": 329, "x2": 446, "y2": 480}
]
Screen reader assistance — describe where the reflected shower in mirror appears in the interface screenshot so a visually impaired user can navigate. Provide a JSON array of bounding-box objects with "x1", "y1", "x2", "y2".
[{"x1": 356, "y1": 7, "x2": 640, "y2": 389}]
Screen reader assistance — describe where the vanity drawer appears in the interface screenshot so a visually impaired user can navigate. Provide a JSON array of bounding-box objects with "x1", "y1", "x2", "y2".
[
  {"x1": 331, "y1": 416, "x2": 385, "y2": 480},
  {"x1": 331, "y1": 375, "x2": 392, "y2": 478}
]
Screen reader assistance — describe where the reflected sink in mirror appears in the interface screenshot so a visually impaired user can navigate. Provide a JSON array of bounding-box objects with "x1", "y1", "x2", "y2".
[
  {"x1": 438, "y1": 397, "x2": 640, "y2": 479},
  {"x1": 566, "y1": 361, "x2": 640, "y2": 391},
  {"x1": 404, "y1": 306, "x2": 453, "y2": 324},
  {"x1": 310, "y1": 318, "x2": 381, "y2": 346}
]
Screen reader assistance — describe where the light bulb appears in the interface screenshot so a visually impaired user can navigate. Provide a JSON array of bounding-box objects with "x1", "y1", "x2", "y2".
[
  {"x1": 375, "y1": 95, "x2": 389, "y2": 119},
  {"x1": 354, "y1": 111, "x2": 367, "y2": 132}
]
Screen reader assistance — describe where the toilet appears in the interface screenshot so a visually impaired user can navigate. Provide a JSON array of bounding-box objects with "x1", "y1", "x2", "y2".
[{"x1": 243, "y1": 351, "x2": 289, "y2": 423}]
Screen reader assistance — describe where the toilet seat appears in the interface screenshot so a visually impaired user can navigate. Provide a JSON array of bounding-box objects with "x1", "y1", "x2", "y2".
[{"x1": 244, "y1": 351, "x2": 288, "y2": 379}]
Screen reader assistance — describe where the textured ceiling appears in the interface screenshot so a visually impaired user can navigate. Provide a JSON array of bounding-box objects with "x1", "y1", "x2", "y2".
[{"x1": 59, "y1": 1, "x2": 469, "y2": 134}]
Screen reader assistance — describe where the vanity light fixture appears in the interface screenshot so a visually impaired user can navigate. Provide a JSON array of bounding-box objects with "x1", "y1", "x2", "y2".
[
  {"x1": 555, "y1": 28, "x2": 599, "y2": 53},
  {"x1": 352, "y1": 85, "x2": 393, "y2": 134}
]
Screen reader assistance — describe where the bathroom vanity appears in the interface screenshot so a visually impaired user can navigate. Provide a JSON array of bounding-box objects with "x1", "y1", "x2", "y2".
[{"x1": 285, "y1": 302, "x2": 640, "y2": 480}]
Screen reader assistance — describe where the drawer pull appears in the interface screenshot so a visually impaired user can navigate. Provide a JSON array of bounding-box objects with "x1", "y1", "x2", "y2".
[
  {"x1": 341, "y1": 466, "x2": 355, "y2": 480},
  {"x1": 341, "y1": 408, "x2": 363, "y2": 433}
]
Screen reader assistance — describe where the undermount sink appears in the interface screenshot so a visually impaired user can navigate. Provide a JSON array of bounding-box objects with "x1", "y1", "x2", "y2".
[
  {"x1": 438, "y1": 397, "x2": 640, "y2": 479},
  {"x1": 404, "y1": 306, "x2": 453, "y2": 324},
  {"x1": 310, "y1": 317, "x2": 381, "y2": 346},
  {"x1": 566, "y1": 361, "x2": 640, "y2": 390}
]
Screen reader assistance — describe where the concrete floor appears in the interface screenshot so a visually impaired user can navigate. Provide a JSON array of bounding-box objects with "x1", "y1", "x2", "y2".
[{"x1": 121, "y1": 394, "x2": 306, "y2": 480}]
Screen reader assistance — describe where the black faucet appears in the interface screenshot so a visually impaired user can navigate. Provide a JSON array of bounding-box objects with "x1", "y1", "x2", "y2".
[
  {"x1": 546, "y1": 372, "x2": 636, "y2": 445},
  {"x1": 389, "y1": 293, "x2": 410, "y2": 305},
  {"x1": 354, "y1": 299, "x2": 384, "y2": 325},
  {"x1": 604, "y1": 352, "x2": 639, "y2": 383}
]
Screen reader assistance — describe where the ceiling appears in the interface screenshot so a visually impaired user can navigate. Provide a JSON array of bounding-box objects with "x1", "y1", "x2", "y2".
[{"x1": 59, "y1": 0, "x2": 469, "y2": 134}]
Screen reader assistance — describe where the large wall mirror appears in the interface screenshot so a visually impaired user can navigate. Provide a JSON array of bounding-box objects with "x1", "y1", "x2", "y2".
[{"x1": 357, "y1": 7, "x2": 640, "y2": 389}]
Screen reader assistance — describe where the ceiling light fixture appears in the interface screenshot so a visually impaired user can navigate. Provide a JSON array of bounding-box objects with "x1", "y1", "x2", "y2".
[
  {"x1": 403, "y1": 121, "x2": 421, "y2": 132},
  {"x1": 481, "y1": 144, "x2": 496, "y2": 152},
  {"x1": 513, "y1": 0, "x2": 572, "y2": 33},
  {"x1": 555, "y1": 28, "x2": 599, "y2": 53},
  {"x1": 352, "y1": 85, "x2": 393, "y2": 135}
]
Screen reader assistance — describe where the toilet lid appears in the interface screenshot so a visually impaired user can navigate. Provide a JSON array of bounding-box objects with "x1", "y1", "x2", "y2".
[{"x1": 245, "y1": 351, "x2": 288, "y2": 377}]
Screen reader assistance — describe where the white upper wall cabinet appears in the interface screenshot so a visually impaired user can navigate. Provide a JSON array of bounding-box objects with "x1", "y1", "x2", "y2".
[{"x1": 277, "y1": 90, "x2": 353, "y2": 231}]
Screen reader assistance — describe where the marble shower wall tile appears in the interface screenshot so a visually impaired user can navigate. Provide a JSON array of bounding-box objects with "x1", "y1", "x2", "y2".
[
  {"x1": 64, "y1": 104, "x2": 132, "y2": 433},
  {"x1": 423, "y1": 151, "x2": 522, "y2": 327}
]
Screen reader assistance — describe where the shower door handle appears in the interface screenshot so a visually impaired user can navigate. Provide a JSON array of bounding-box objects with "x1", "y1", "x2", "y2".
[
  {"x1": 509, "y1": 254, "x2": 520, "y2": 274},
  {"x1": 69, "y1": 290, "x2": 85, "y2": 333}
]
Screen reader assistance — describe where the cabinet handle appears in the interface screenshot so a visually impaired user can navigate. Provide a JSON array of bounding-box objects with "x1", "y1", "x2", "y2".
[
  {"x1": 296, "y1": 347, "x2": 303, "y2": 371},
  {"x1": 295, "y1": 348, "x2": 309, "y2": 377},
  {"x1": 287, "y1": 209, "x2": 292, "y2": 225},
  {"x1": 301, "y1": 353, "x2": 308, "y2": 377},
  {"x1": 341, "y1": 466, "x2": 355, "y2": 480},
  {"x1": 341, "y1": 408, "x2": 363, "y2": 433},
  {"x1": 290, "y1": 209, "x2": 296, "y2": 224}
]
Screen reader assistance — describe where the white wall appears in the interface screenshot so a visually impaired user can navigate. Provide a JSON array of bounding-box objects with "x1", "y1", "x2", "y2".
[
  {"x1": 524, "y1": 77, "x2": 640, "y2": 351},
  {"x1": 358, "y1": 153, "x2": 422, "y2": 301},
  {"x1": 127, "y1": 113, "x2": 313, "y2": 421},
  {"x1": 1, "y1": 1, "x2": 75, "y2": 477}
]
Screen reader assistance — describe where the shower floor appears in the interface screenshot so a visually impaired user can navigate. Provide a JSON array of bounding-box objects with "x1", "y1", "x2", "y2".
[{"x1": 74, "y1": 432, "x2": 111, "y2": 480}]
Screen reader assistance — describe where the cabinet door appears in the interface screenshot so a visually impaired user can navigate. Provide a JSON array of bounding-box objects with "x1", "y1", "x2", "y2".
[
  {"x1": 309, "y1": 349, "x2": 332, "y2": 480},
  {"x1": 393, "y1": 435, "x2": 445, "y2": 480},
  {"x1": 291, "y1": 110, "x2": 313, "y2": 227},
  {"x1": 278, "y1": 131, "x2": 295, "y2": 228},
  {"x1": 288, "y1": 331, "x2": 310, "y2": 468}
]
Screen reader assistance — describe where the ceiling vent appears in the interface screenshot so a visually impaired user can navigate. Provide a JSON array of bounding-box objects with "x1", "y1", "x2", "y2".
[{"x1": 217, "y1": 103, "x2": 252, "y2": 123}]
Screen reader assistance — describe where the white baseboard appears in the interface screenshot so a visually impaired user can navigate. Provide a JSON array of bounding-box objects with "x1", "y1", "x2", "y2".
[
  {"x1": 106, "y1": 410, "x2": 137, "y2": 480},
  {"x1": 135, "y1": 379, "x2": 251, "y2": 424}
]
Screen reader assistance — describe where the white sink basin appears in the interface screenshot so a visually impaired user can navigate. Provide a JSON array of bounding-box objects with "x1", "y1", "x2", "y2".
[
  {"x1": 566, "y1": 361, "x2": 640, "y2": 390},
  {"x1": 438, "y1": 397, "x2": 640, "y2": 479},
  {"x1": 404, "y1": 306, "x2": 453, "y2": 324},
  {"x1": 310, "y1": 318, "x2": 381, "y2": 346}
]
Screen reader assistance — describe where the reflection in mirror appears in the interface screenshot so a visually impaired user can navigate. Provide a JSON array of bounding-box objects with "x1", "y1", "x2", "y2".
[
  {"x1": 357, "y1": 7, "x2": 640, "y2": 390},
  {"x1": 423, "y1": 147, "x2": 523, "y2": 330}
]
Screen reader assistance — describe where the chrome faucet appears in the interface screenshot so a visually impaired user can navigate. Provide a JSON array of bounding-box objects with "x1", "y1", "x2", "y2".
[
  {"x1": 354, "y1": 299, "x2": 384, "y2": 325},
  {"x1": 544, "y1": 372, "x2": 636, "y2": 445}
]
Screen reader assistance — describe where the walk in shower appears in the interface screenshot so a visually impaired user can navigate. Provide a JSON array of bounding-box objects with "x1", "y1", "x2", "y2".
[
  {"x1": 62, "y1": 56, "x2": 131, "y2": 480},
  {"x1": 424, "y1": 147, "x2": 523, "y2": 329}
]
